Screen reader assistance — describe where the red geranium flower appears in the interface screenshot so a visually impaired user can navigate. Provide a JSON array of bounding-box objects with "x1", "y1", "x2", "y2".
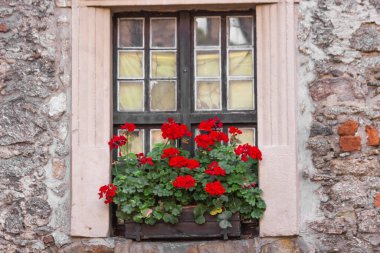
[
  {"x1": 169, "y1": 156, "x2": 200, "y2": 169},
  {"x1": 120, "y1": 122, "x2": 136, "y2": 132},
  {"x1": 234, "y1": 144, "x2": 262, "y2": 161},
  {"x1": 98, "y1": 183, "x2": 117, "y2": 204},
  {"x1": 108, "y1": 135, "x2": 127, "y2": 150},
  {"x1": 161, "y1": 147, "x2": 180, "y2": 159},
  {"x1": 195, "y1": 134, "x2": 215, "y2": 150},
  {"x1": 136, "y1": 153, "x2": 154, "y2": 166},
  {"x1": 205, "y1": 181, "x2": 226, "y2": 196},
  {"x1": 199, "y1": 117, "x2": 223, "y2": 132},
  {"x1": 229, "y1": 127, "x2": 242, "y2": 135},
  {"x1": 172, "y1": 175, "x2": 196, "y2": 189},
  {"x1": 161, "y1": 118, "x2": 192, "y2": 140},
  {"x1": 186, "y1": 159, "x2": 200, "y2": 169},
  {"x1": 209, "y1": 131, "x2": 229, "y2": 143},
  {"x1": 205, "y1": 161, "x2": 226, "y2": 176}
]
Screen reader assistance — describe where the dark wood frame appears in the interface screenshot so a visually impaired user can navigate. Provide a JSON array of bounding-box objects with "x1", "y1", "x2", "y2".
[{"x1": 112, "y1": 9, "x2": 258, "y2": 237}]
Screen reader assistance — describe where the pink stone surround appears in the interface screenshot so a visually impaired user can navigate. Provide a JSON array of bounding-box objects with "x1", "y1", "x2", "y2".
[{"x1": 71, "y1": 0, "x2": 299, "y2": 238}]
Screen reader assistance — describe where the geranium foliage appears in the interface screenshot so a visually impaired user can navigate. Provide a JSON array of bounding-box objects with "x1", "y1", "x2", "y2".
[{"x1": 99, "y1": 118, "x2": 266, "y2": 229}]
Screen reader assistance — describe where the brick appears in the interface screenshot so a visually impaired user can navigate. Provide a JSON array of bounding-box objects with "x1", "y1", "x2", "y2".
[
  {"x1": 0, "y1": 23, "x2": 6, "y2": 32},
  {"x1": 375, "y1": 194, "x2": 380, "y2": 208},
  {"x1": 338, "y1": 120, "x2": 359, "y2": 136},
  {"x1": 365, "y1": 125, "x2": 379, "y2": 146},
  {"x1": 340, "y1": 136, "x2": 361, "y2": 152}
]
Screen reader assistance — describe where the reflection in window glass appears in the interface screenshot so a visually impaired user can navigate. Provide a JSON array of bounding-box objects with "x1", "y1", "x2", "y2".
[
  {"x1": 228, "y1": 50, "x2": 253, "y2": 77},
  {"x1": 119, "y1": 18, "x2": 144, "y2": 48},
  {"x1": 228, "y1": 80, "x2": 254, "y2": 110},
  {"x1": 229, "y1": 128, "x2": 255, "y2": 145},
  {"x1": 119, "y1": 129, "x2": 145, "y2": 155},
  {"x1": 196, "y1": 81, "x2": 221, "y2": 110},
  {"x1": 195, "y1": 17, "x2": 220, "y2": 46},
  {"x1": 150, "y1": 129, "x2": 164, "y2": 150},
  {"x1": 151, "y1": 51, "x2": 177, "y2": 78},
  {"x1": 151, "y1": 18, "x2": 176, "y2": 48},
  {"x1": 118, "y1": 51, "x2": 144, "y2": 78},
  {"x1": 118, "y1": 81, "x2": 144, "y2": 111},
  {"x1": 228, "y1": 17, "x2": 253, "y2": 46},
  {"x1": 195, "y1": 51, "x2": 220, "y2": 77},
  {"x1": 150, "y1": 81, "x2": 176, "y2": 111}
]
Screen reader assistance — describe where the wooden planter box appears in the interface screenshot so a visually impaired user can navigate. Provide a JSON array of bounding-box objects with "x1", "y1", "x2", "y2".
[{"x1": 121, "y1": 207, "x2": 241, "y2": 241}]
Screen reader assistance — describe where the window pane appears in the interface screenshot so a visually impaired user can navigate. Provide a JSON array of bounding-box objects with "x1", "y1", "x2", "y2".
[
  {"x1": 151, "y1": 51, "x2": 177, "y2": 78},
  {"x1": 118, "y1": 51, "x2": 144, "y2": 78},
  {"x1": 229, "y1": 128, "x2": 255, "y2": 145},
  {"x1": 150, "y1": 80, "x2": 176, "y2": 111},
  {"x1": 119, "y1": 18, "x2": 144, "y2": 48},
  {"x1": 195, "y1": 17, "x2": 220, "y2": 46},
  {"x1": 228, "y1": 50, "x2": 253, "y2": 77},
  {"x1": 151, "y1": 18, "x2": 176, "y2": 48},
  {"x1": 196, "y1": 51, "x2": 220, "y2": 78},
  {"x1": 196, "y1": 81, "x2": 221, "y2": 110},
  {"x1": 150, "y1": 129, "x2": 164, "y2": 150},
  {"x1": 228, "y1": 17, "x2": 253, "y2": 46},
  {"x1": 119, "y1": 129, "x2": 144, "y2": 155},
  {"x1": 118, "y1": 81, "x2": 144, "y2": 111},
  {"x1": 228, "y1": 80, "x2": 254, "y2": 110}
]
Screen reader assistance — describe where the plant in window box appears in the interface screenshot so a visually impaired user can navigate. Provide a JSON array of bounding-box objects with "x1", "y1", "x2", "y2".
[{"x1": 99, "y1": 117, "x2": 266, "y2": 240}]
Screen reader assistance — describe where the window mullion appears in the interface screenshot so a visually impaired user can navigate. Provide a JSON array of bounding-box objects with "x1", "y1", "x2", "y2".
[
  {"x1": 144, "y1": 16, "x2": 150, "y2": 112},
  {"x1": 221, "y1": 15, "x2": 227, "y2": 111}
]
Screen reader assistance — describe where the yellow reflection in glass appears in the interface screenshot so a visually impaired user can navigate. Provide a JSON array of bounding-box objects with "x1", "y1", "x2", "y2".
[
  {"x1": 229, "y1": 128, "x2": 255, "y2": 145},
  {"x1": 196, "y1": 51, "x2": 220, "y2": 77},
  {"x1": 151, "y1": 51, "x2": 176, "y2": 78},
  {"x1": 150, "y1": 81, "x2": 176, "y2": 111},
  {"x1": 119, "y1": 51, "x2": 144, "y2": 78},
  {"x1": 150, "y1": 129, "x2": 164, "y2": 150},
  {"x1": 228, "y1": 80, "x2": 254, "y2": 110},
  {"x1": 196, "y1": 81, "x2": 220, "y2": 110},
  {"x1": 228, "y1": 50, "x2": 253, "y2": 77},
  {"x1": 119, "y1": 81, "x2": 144, "y2": 111},
  {"x1": 119, "y1": 130, "x2": 144, "y2": 155}
]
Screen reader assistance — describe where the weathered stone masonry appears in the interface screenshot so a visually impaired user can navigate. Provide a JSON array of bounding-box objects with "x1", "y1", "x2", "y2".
[{"x1": 0, "y1": 0, "x2": 379, "y2": 252}]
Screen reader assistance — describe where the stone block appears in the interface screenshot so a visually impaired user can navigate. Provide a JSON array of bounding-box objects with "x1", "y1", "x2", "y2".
[
  {"x1": 338, "y1": 120, "x2": 359, "y2": 136},
  {"x1": 375, "y1": 194, "x2": 380, "y2": 208},
  {"x1": 52, "y1": 158, "x2": 66, "y2": 180},
  {"x1": 365, "y1": 125, "x2": 379, "y2": 146},
  {"x1": 0, "y1": 23, "x2": 7, "y2": 32},
  {"x1": 339, "y1": 136, "x2": 361, "y2": 152}
]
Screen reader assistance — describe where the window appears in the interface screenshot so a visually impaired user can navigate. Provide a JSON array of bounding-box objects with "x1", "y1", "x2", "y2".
[{"x1": 113, "y1": 10, "x2": 256, "y2": 153}]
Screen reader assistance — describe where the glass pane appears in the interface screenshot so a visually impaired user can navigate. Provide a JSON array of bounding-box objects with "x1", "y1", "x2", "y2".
[
  {"x1": 119, "y1": 51, "x2": 144, "y2": 78},
  {"x1": 228, "y1": 80, "x2": 254, "y2": 110},
  {"x1": 195, "y1": 17, "x2": 220, "y2": 46},
  {"x1": 196, "y1": 51, "x2": 220, "y2": 77},
  {"x1": 151, "y1": 51, "x2": 176, "y2": 78},
  {"x1": 228, "y1": 50, "x2": 253, "y2": 77},
  {"x1": 151, "y1": 18, "x2": 176, "y2": 48},
  {"x1": 119, "y1": 18, "x2": 144, "y2": 47},
  {"x1": 150, "y1": 129, "x2": 164, "y2": 150},
  {"x1": 229, "y1": 128, "x2": 255, "y2": 145},
  {"x1": 119, "y1": 129, "x2": 144, "y2": 155},
  {"x1": 118, "y1": 81, "x2": 144, "y2": 111},
  {"x1": 228, "y1": 17, "x2": 253, "y2": 46},
  {"x1": 196, "y1": 81, "x2": 221, "y2": 110},
  {"x1": 150, "y1": 80, "x2": 176, "y2": 111}
]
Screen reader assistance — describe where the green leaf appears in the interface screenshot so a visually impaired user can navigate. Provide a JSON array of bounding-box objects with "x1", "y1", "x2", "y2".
[
  {"x1": 218, "y1": 211, "x2": 232, "y2": 220},
  {"x1": 163, "y1": 213, "x2": 178, "y2": 224},
  {"x1": 219, "y1": 220, "x2": 232, "y2": 229},
  {"x1": 195, "y1": 215, "x2": 206, "y2": 224},
  {"x1": 193, "y1": 204, "x2": 207, "y2": 217}
]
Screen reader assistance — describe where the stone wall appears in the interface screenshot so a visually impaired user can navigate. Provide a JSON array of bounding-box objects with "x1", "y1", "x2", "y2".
[
  {"x1": 0, "y1": 0, "x2": 380, "y2": 252},
  {"x1": 0, "y1": 0, "x2": 72, "y2": 251},
  {"x1": 298, "y1": 0, "x2": 380, "y2": 252}
]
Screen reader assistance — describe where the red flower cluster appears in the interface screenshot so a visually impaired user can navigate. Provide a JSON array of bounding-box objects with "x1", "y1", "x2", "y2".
[
  {"x1": 234, "y1": 144, "x2": 262, "y2": 161},
  {"x1": 172, "y1": 175, "x2": 196, "y2": 189},
  {"x1": 205, "y1": 161, "x2": 226, "y2": 176},
  {"x1": 169, "y1": 156, "x2": 200, "y2": 169},
  {"x1": 199, "y1": 117, "x2": 223, "y2": 132},
  {"x1": 161, "y1": 118, "x2": 191, "y2": 140},
  {"x1": 136, "y1": 153, "x2": 154, "y2": 166},
  {"x1": 120, "y1": 122, "x2": 136, "y2": 132},
  {"x1": 205, "y1": 181, "x2": 226, "y2": 196},
  {"x1": 161, "y1": 147, "x2": 180, "y2": 159},
  {"x1": 98, "y1": 183, "x2": 117, "y2": 204},
  {"x1": 108, "y1": 135, "x2": 127, "y2": 150},
  {"x1": 195, "y1": 131, "x2": 229, "y2": 150},
  {"x1": 229, "y1": 126, "x2": 242, "y2": 135}
]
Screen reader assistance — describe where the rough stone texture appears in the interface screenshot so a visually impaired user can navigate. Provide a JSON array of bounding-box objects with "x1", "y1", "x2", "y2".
[
  {"x1": 0, "y1": 0, "x2": 71, "y2": 252},
  {"x1": 365, "y1": 125, "x2": 380, "y2": 146},
  {"x1": 299, "y1": 0, "x2": 380, "y2": 252}
]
